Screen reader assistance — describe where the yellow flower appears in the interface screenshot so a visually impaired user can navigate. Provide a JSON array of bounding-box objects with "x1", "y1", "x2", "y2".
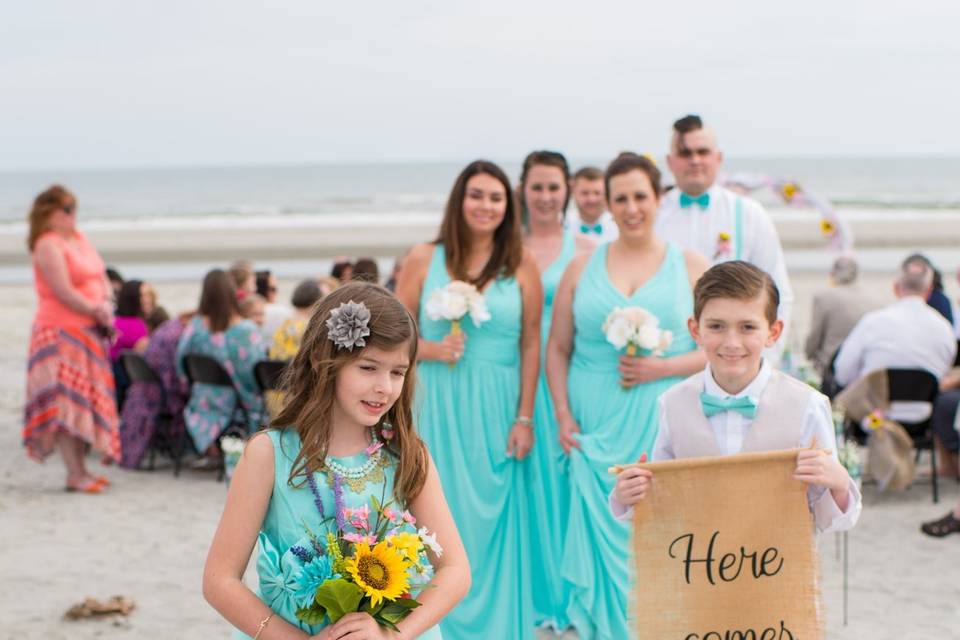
[
  {"x1": 345, "y1": 541, "x2": 409, "y2": 607},
  {"x1": 866, "y1": 411, "x2": 884, "y2": 430},
  {"x1": 820, "y1": 219, "x2": 836, "y2": 236},
  {"x1": 782, "y1": 182, "x2": 798, "y2": 201},
  {"x1": 718, "y1": 231, "x2": 731, "y2": 242},
  {"x1": 388, "y1": 532, "x2": 424, "y2": 565}
]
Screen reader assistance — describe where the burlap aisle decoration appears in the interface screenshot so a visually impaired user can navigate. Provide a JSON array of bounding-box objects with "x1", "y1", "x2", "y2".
[{"x1": 629, "y1": 449, "x2": 821, "y2": 639}]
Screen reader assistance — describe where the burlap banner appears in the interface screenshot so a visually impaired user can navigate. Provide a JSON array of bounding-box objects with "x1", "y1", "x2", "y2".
[{"x1": 629, "y1": 449, "x2": 821, "y2": 640}]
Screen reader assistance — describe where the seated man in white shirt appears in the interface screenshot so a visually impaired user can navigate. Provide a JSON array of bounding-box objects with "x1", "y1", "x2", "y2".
[
  {"x1": 834, "y1": 259, "x2": 958, "y2": 429},
  {"x1": 657, "y1": 114, "x2": 794, "y2": 357},
  {"x1": 567, "y1": 166, "x2": 618, "y2": 243}
]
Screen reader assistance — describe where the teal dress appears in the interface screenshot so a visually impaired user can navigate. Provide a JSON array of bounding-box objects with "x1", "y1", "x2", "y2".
[
  {"x1": 526, "y1": 230, "x2": 576, "y2": 629},
  {"x1": 237, "y1": 429, "x2": 441, "y2": 639},
  {"x1": 416, "y1": 244, "x2": 534, "y2": 640},
  {"x1": 563, "y1": 243, "x2": 696, "y2": 640}
]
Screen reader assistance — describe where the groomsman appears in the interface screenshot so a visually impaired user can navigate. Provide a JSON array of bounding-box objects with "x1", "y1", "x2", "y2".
[
  {"x1": 568, "y1": 166, "x2": 618, "y2": 243},
  {"x1": 657, "y1": 114, "x2": 794, "y2": 353}
]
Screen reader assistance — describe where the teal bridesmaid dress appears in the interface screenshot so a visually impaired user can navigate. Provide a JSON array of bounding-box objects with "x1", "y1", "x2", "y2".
[
  {"x1": 416, "y1": 244, "x2": 534, "y2": 640},
  {"x1": 236, "y1": 429, "x2": 441, "y2": 639},
  {"x1": 563, "y1": 242, "x2": 696, "y2": 640},
  {"x1": 526, "y1": 230, "x2": 576, "y2": 629}
]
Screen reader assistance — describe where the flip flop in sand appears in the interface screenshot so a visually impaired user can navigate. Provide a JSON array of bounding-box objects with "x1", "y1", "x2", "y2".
[
  {"x1": 920, "y1": 512, "x2": 960, "y2": 537},
  {"x1": 65, "y1": 478, "x2": 104, "y2": 494},
  {"x1": 92, "y1": 475, "x2": 111, "y2": 487}
]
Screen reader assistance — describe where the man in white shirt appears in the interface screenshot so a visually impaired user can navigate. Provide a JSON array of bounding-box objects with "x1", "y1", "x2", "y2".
[
  {"x1": 834, "y1": 259, "x2": 957, "y2": 423},
  {"x1": 567, "y1": 166, "x2": 618, "y2": 243},
  {"x1": 656, "y1": 114, "x2": 794, "y2": 354}
]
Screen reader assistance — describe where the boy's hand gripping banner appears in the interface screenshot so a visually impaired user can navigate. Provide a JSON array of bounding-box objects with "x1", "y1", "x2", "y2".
[{"x1": 629, "y1": 449, "x2": 821, "y2": 640}]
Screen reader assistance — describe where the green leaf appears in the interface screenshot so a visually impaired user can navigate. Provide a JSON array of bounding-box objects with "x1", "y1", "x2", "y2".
[
  {"x1": 361, "y1": 597, "x2": 385, "y2": 616},
  {"x1": 314, "y1": 578, "x2": 364, "y2": 623},
  {"x1": 371, "y1": 494, "x2": 382, "y2": 513},
  {"x1": 372, "y1": 614, "x2": 401, "y2": 632},
  {"x1": 295, "y1": 603, "x2": 327, "y2": 626}
]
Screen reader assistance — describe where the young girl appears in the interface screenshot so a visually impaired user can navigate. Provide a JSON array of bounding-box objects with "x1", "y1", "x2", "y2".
[{"x1": 203, "y1": 282, "x2": 470, "y2": 640}]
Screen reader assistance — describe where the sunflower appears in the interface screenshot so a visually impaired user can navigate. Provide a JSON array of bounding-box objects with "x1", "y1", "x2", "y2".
[{"x1": 345, "y1": 541, "x2": 409, "y2": 607}]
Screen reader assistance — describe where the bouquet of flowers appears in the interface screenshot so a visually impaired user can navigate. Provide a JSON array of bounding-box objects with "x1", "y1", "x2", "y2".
[
  {"x1": 425, "y1": 280, "x2": 491, "y2": 365},
  {"x1": 292, "y1": 475, "x2": 442, "y2": 632},
  {"x1": 603, "y1": 306, "x2": 672, "y2": 357}
]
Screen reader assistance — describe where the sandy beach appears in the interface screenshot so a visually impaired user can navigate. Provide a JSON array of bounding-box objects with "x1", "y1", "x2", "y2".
[{"x1": 2, "y1": 227, "x2": 959, "y2": 639}]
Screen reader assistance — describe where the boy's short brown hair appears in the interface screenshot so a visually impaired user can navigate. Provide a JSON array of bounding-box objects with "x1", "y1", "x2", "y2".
[
  {"x1": 693, "y1": 261, "x2": 780, "y2": 324},
  {"x1": 573, "y1": 166, "x2": 603, "y2": 182}
]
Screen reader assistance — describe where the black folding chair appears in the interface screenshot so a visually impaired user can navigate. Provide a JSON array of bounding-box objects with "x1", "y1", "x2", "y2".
[
  {"x1": 254, "y1": 359, "x2": 288, "y2": 393},
  {"x1": 954, "y1": 340, "x2": 960, "y2": 367},
  {"x1": 886, "y1": 368, "x2": 940, "y2": 503},
  {"x1": 181, "y1": 353, "x2": 254, "y2": 480},
  {"x1": 119, "y1": 351, "x2": 186, "y2": 477}
]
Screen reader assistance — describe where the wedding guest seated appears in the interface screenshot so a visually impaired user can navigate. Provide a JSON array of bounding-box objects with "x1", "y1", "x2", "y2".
[
  {"x1": 239, "y1": 293, "x2": 266, "y2": 328},
  {"x1": 119, "y1": 313, "x2": 191, "y2": 469},
  {"x1": 352, "y1": 257, "x2": 380, "y2": 283},
  {"x1": 141, "y1": 281, "x2": 170, "y2": 332},
  {"x1": 269, "y1": 279, "x2": 322, "y2": 360},
  {"x1": 904, "y1": 253, "x2": 954, "y2": 325},
  {"x1": 834, "y1": 258, "x2": 957, "y2": 432},
  {"x1": 175, "y1": 269, "x2": 267, "y2": 463},
  {"x1": 229, "y1": 260, "x2": 256, "y2": 300},
  {"x1": 255, "y1": 269, "x2": 290, "y2": 339},
  {"x1": 111, "y1": 279, "x2": 151, "y2": 409},
  {"x1": 330, "y1": 258, "x2": 353, "y2": 282},
  {"x1": 804, "y1": 256, "x2": 882, "y2": 386},
  {"x1": 932, "y1": 369, "x2": 960, "y2": 479}
]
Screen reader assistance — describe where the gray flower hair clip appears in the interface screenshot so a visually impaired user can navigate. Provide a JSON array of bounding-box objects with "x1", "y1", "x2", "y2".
[{"x1": 326, "y1": 300, "x2": 371, "y2": 351}]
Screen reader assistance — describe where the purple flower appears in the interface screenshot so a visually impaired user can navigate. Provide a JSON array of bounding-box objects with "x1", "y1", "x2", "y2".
[
  {"x1": 290, "y1": 545, "x2": 313, "y2": 564},
  {"x1": 332, "y1": 473, "x2": 346, "y2": 531},
  {"x1": 306, "y1": 473, "x2": 325, "y2": 519}
]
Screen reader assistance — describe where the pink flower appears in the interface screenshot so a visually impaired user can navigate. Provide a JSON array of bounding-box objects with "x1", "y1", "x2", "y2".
[
  {"x1": 382, "y1": 506, "x2": 398, "y2": 522},
  {"x1": 401, "y1": 510, "x2": 416, "y2": 525},
  {"x1": 343, "y1": 533, "x2": 377, "y2": 545},
  {"x1": 365, "y1": 441, "x2": 384, "y2": 457}
]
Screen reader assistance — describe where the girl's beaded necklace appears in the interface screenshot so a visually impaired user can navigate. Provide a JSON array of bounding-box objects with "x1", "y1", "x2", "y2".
[{"x1": 322, "y1": 427, "x2": 389, "y2": 492}]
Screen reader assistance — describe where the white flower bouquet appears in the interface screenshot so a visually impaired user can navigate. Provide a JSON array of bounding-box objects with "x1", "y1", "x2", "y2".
[
  {"x1": 425, "y1": 281, "x2": 491, "y2": 365},
  {"x1": 602, "y1": 306, "x2": 672, "y2": 357}
]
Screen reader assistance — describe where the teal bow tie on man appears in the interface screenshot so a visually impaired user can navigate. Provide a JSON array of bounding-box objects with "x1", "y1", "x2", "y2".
[
  {"x1": 580, "y1": 223, "x2": 603, "y2": 235},
  {"x1": 699, "y1": 392, "x2": 758, "y2": 418},
  {"x1": 679, "y1": 192, "x2": 711, "y2": 209}
]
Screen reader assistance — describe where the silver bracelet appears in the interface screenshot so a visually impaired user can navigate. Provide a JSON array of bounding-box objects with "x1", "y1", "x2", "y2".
[{"x1": 515, "y1": 415, "x2": 533, "y2": 427}]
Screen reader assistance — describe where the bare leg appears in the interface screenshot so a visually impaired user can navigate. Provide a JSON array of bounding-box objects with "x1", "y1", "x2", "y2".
[
  {"x1": 935, "y1": 438, "x2": 958, "y2": 478},
  {"x1": 58, "y1": 432, "x2": 88, "y2": 486}
]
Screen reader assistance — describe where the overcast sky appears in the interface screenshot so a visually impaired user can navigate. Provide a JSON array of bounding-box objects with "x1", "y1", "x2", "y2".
[{"x1": 2, "y1": 1, "x2": 958, "y2": 170}]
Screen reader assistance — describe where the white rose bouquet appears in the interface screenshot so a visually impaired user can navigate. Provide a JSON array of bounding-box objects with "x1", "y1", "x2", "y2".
[
  {"x1": 602, "y1": 306, "x2": 672, "y2": 357},
  {"x1": 424, "y1": 280, "x2": 491, "y2": 366}
]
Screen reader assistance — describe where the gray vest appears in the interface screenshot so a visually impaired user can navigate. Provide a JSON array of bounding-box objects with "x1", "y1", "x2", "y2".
[{"x1": 662, "y1": 370, "x2": 819, "y2": 459}]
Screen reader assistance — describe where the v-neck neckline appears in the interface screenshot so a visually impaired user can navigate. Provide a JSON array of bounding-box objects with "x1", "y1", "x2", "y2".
[{"x1": 601, "y1": 243, "x2": 669, "y2": 300}]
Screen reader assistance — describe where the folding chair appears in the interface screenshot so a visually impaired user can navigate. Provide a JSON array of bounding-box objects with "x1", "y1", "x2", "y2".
[
  {"x1": 119, "y1": 351, "x2": 186, "y2": 477},
  {"x1": 886, "y1": 368, "x2": 940, "y2": 502},
  {"x1": 254, "y1": 359, "x2": 288, "y2": 393},
  {"x1": 181, "y1": 353, "x2": 253, "y2": 480}
]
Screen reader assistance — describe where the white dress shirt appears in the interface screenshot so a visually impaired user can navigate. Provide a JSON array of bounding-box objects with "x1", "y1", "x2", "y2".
[
  {"x1": 656, "y1": 184, "x2": 794, "y2": 357},
  {"x1": 566, "y1": 208, "x2": 618, "y2": 244},
  {"x1": 610, "y1": 360, "x2": 862, "y2": 534},
  {"x1": 834, "y1": 296, "x2": 957, "y2": 422}
]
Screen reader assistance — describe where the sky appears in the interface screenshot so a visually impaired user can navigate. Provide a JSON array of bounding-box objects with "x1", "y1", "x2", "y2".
[{"x1": 2, "y1": 1, "x2": 959, "y2": 170}]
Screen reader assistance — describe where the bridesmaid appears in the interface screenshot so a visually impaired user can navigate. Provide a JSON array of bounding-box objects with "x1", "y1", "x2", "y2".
[
  {"x1": 518, "y1": 150, "x2": 594, "y2": 630},
  {"x1": 397, "y1": 160, "x2": 542, "y2": 640},
  {"x1": 546, "y1": 153, "x2": 708, "y2": 639}
]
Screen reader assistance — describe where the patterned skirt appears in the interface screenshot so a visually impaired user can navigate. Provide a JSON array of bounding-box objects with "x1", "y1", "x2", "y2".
[{"x1": 23, "y1": 325, "x2": 121, "y2": 462}]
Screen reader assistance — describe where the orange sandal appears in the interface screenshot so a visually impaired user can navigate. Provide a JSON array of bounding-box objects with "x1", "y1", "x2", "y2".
[
  {"x1": 65, "y1": 479, "x2": 104, "y2": 494},
  {"x1": 92, "y1": 475, "x2": 111, "y2": 487}
]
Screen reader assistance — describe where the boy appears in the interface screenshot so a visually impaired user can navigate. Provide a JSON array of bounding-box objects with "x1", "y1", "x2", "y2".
[{"x1": 611, "y1": 261, "x2": 860, "y2": 533}]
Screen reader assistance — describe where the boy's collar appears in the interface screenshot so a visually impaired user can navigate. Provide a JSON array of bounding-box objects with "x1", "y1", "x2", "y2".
[{"x1": 704, "y1": 359, "x2": 772, "y2": 400}]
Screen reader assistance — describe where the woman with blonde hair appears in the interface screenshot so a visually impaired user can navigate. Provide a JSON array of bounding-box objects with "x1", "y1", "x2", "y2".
[{"x1": 23, "y1": 185, "x2": 120, "y2": 493}]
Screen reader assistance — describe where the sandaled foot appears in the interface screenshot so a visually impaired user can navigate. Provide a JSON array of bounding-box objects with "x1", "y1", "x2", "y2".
[
  {"x1": 92, "y1": 475, "x2": 111, "y2": 487},
  {"x1": 65, "y1": 478, "x2": 104, "y2": 494},
  {"x1": 921, "y1": 512, "x2": 960, "y2": 537}
]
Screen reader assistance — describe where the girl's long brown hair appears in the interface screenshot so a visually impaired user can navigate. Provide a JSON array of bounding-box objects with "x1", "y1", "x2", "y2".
[
  {"x1": 435, "y1": 160, "x2": 523, "y2": 290},
  {"x1": 27, "y1": 185, "x2": 75, "y2": 251},
  {"x1": 198, "y1": 269, "x2": 240, "y2": 333},
  {"x1": 272, "y1": 282, "x2": 428, "y2": 503}
]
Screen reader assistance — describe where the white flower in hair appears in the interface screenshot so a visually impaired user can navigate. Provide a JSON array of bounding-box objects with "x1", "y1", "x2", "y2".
[{"x1": 326, "y1": 300, "x2": 371, "y2": 350}]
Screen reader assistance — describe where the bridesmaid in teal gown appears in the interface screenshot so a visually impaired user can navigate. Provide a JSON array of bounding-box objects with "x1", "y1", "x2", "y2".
[
  {"x1": 397, "y1": 161, "x2": 543, "y2": 640},
  {"x1": 203, "y1": 283, "x2": 471, "y2": 639},
  {"x1": 546, "y1": 154, "x2": 709, "y2": 640},
  {"x1": 518, "y1": 150, "x2": 595, "y2": 630}
]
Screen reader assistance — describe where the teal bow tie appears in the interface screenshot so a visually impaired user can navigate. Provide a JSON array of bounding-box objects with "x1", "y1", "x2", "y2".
[
  {"x1": 580, "y1": 223, "x2": 603, "y2": 235},
  {"x1": 679, "y1": 192, "x2": 711, "y2": 209},
  {"x1": 699, "y1": 392, "x2": 758, "y2": 418}
]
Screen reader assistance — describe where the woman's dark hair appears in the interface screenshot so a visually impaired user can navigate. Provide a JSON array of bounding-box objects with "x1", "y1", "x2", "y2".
[
  {"x1": 116, "y1": 280, "x2": 144, "y2": 317},
  {"x1": 604, "y1": 152, "x2": 663, "y2": 199},
  {"x1": 352, "y1": 258, "x2": 379, "y2": 283},
  {"x1": 331, "y1": 261, "x2": 353, "y2": 281},
  {"x1": 106, "y1": 267, "x2": 124, "y2": 286},
  {"x1": 435, "y1": 160, "x2": 523, "y2": 290},
  {"x1": 255, "y1": 270, "x2": 274, "y2": 298},
  {"x1": 518, "y1": 150, "x2": 571, "y2": 224},
  {"x1": 291, "y1": 280, "x2": 322, "y2": 309},
  {"x1": 198, "y1": 269, "x2": 240, "y2": 333}
]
